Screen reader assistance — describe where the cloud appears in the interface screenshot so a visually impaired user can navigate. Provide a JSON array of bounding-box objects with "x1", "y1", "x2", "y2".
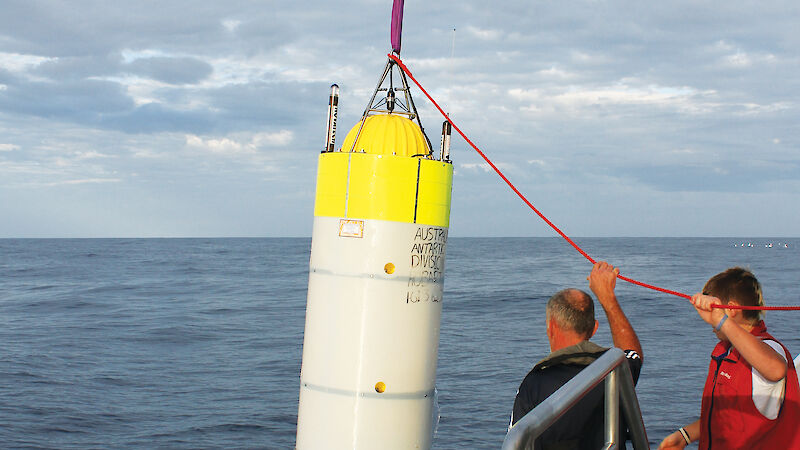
[
  {"x1": 185, "y1": 130, "x2": 294, "y2": 155},
  {"x1": 0, "y1": 76, "x2": 133, "y2": 120},
  {"x1": 1, "y1": 0, "x2": 799, "y2": 237},
  {"x1": 458, "y1": 162, "x2": 514, "y2": 173},
  {"x1": 32, "y1": 53, "x2": 123, "y2": 81},
  {"x1": 0, "y1": 160, "x2": 60, "y2": 179},
  {"x1": 0, "y1": 1, "x2": 247, "y2": 57},
  {"x1": 508, "y1": 83, "x2": 711, "y2": 115},
  {"x1": 123, "y1": 56, "x2": 213, "y2": 85},
  {"x1": 45, "y1": 178, "x2": 122, "y2": 186},
  {"x1": 623, "y1": 161, "x2": 800, "y2": 193},
  {"x1": 535, "y1": 66, "x2": 577, "y2": 80},
  {"x1": 460, "y1": 163, "x2": 492, "y2": 172},
  {"x1": 0, "y1": 51, "x2": 54, "y2": 72},
  {"x1": 222, "y1": 19, "x2": 241, "y2": 33},
  {"x1": 98, "y1": 102, "x2": 215, "y2": 134},
  {"x1": 1, "y1": 57, "x2": 322, "y2": 134},
  {"x1": 186, "y1": 135, "x2": 251, "y2": 155},
  {"x1": 253, "y1": 130, "x2": 294, "y2": 147},
  {"x1": 73, "y1": 151, "x2": 113, "y2": 159},
  {"x1": 464, "y1": 26, "x2": 502, "y2": 41}
]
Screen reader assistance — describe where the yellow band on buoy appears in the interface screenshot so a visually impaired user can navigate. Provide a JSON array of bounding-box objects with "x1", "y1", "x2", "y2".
[
  {"x1": 314, "y1": 152, "x2": 453, "y2": 227},
  {"x1": 314, "y1": 113, "x2": 453, "y2": 227}
]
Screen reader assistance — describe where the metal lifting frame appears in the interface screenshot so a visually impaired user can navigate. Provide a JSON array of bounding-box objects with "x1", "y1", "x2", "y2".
[
  {"x1": 502, "y1": 348, "x2": 650, "y2": 450},
  {"x1": 348, "y1": 56, "x2": 433, "y2": 156}
]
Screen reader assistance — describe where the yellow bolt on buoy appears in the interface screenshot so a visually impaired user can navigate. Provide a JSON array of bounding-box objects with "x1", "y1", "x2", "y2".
[
  {"x1": 384, "y1": 263, "x2": 395, "y2": 274},
  {"x1": 375, "y1": 381, "x2": 386, "y2": 393}
]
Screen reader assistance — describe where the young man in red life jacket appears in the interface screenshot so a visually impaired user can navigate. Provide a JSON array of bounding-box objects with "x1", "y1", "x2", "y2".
[{"x1": 659, "y1": 267, "x2": 800, "y2": 450}]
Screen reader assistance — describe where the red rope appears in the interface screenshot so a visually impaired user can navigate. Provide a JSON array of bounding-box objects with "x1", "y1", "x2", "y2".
[
  {"x1": 710, "y1": 305, "x2": 800, "y2": 311},
  {"x1": 388, "y1": 53, "x2": 800, "y2": 311}
]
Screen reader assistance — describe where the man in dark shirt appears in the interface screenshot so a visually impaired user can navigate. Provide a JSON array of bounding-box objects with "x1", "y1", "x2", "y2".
[{"x1": 509, "y1": 261, "x2": 643, "y2": 450}]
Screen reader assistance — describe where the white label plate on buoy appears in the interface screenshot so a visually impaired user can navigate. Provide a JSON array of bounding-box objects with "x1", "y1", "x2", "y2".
[{"x1": 338, "y1": 219, "x2": 364, "y2": 238}]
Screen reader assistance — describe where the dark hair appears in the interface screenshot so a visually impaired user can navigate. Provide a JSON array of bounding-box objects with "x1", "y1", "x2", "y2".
[
  {"x1": 546, "y1": 289, "x2": 595, "y2": 338},
  {"x1": 703, "y1": 267, "x2": 764, "y2": 322}
]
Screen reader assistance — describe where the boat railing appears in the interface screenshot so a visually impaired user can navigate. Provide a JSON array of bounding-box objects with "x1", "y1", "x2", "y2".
[{"x1": 501, "y1": 348, "x2": 650, "y2": 450}]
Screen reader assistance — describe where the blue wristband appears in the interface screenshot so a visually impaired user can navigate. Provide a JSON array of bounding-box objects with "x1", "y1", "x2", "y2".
[{"x1": 715, "y1": 313, "x2": 728, "y2": 331}]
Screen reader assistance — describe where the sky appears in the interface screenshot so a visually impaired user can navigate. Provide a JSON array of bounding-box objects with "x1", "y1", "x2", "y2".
[{"x1": 1, "y1": 1, "x2": 798, "y2": 237}]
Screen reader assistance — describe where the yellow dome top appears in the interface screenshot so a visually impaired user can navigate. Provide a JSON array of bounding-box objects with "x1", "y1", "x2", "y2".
[{"x1": 340, "y1": 114, "x2": 429, "y2": 157}]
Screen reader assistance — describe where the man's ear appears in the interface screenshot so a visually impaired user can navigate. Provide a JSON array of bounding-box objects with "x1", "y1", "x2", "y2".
[
  {"x1": 726, "y1": 300, "x2": 740, "y2": 319},
  {"x1": 590, "y1": 320, "x2": 599, "y2": 338}
]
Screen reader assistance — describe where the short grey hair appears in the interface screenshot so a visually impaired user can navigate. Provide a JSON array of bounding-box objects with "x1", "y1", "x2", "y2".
[{"x1": 546, "y1": 289, "x2": 595, "y2": 338}]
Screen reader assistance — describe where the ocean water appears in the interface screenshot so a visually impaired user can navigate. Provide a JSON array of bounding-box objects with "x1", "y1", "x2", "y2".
[{"x1": 1, "y1": 237, "x2": 798, "y2": 448}]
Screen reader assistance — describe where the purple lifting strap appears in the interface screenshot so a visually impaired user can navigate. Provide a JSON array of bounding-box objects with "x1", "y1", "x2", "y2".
[{"x1": 391, "y1": 0, "x2": 404, "y2": 54}]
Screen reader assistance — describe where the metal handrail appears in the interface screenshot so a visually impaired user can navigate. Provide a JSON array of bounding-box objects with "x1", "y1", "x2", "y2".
[{"x1": 502, "y1": 348, "x2": 649, "y2": 450}]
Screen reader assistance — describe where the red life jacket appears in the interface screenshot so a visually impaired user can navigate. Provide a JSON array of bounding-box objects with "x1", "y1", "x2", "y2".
[{"x1": 699, "y1": 321, "x2": 800, "y2": 449}]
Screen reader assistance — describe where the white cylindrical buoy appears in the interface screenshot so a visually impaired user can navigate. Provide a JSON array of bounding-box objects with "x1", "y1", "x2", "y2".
[{"x1": 297, "y1": 112, "x2": 453, "y2": 449}]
